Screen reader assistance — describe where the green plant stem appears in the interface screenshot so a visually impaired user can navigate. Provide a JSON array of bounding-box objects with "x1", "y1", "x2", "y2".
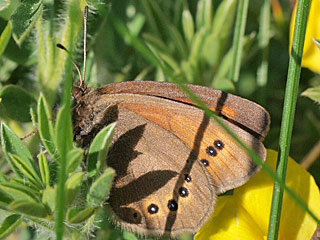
[
  {"x1": 267, "y1": 0, "x2": 311, "y2": 239},
  {"x1": 230, "y1": 0, "x2": 248, "y2": 83},
  {"x1": 257, "y1": 0, "x2": 270, "y2": 105},
  {"x1": 55, "y1": 2, "x2": 85, "y2": 239}
]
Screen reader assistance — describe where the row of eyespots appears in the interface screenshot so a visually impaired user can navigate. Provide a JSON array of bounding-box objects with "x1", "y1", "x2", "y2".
[
  {"x1": 147, "y1": 174, "x2": 192, "y2": 215},
  {"x1": 201, "y1": 140, "x2": 224, "y2": 167}
]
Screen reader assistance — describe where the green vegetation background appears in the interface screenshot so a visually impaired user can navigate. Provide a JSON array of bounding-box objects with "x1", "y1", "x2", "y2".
[{"x1": 0, "y1": 0, "x2": 319, "y2": 239}]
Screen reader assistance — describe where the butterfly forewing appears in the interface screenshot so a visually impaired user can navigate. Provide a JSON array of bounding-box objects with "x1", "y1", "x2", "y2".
[{"x1": 96, "y1": 81, "x2": 270, "y2": 139}]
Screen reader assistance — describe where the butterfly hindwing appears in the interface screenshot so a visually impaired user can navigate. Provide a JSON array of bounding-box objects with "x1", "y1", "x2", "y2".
[{"x1": 104, "y1": 103, "x2": 215, "y2": 236}]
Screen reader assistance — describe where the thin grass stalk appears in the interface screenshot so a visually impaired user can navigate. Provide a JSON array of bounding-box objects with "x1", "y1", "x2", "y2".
[
  {"x1": 230, "y1": 0, "x2": 248, "y2": 83},
  {"x1": 267, "y1": 0, "x2": 312, "y2": 239},
  {"x1": 257, "y1": 0, "x2": 270, "y2": 105}
]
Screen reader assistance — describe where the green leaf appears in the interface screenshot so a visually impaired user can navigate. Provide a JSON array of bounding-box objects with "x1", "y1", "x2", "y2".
[
  {"x1": 87, "y1": 168, "x2": 115, "y2": 207},
  {"x1": 112, "y1": 15, "x2": 161, "y2": 69},
  {"x1": 9, "y1": 154, "x2": 43, "y2": 189},
  {"x1": 196, "y1": 0, "x2": 213, "y2": 31},
  {"x1": 142, "y1": 33, "x2": 170, "y2": 55},
  {"x1": 0, "y1": 173, "x2": 7, "y2": 183},
  {"x1": 66, "y1": 148, "x2": 83, "y2": 175},
  {"x1": 301, "y1": 87, "x2": 320, "y2": 103},
  {"x1": 127, "y1": 13, "x2": 145, "y2": 37},
  {"x1": 38, "y1": 94, "x2": 55, "y2": 156},
  {"x1": 0, "y1": 0, "x2": 20, "y2": 20},
  {"x1": 189, "y1": 28, "x2": 206, "y2": 66},
  {"x1": 212, "y1": 0, "x2": 237, "y2": 38},
  {"x1": 38, "y1": 152, "x2": 50, "y2": 186},
  {"x1": 202, "y1": 33, "x2": 221, "y2": 66},
  {"x1": 0, "y1": 189, "x2": 12, "y2": 205},
  {"x1": 87, "y1": 123, "x2": 116, "y2": 179},
  {"x1": 1, "y1": 123, "x2": 35, "y2": 178},
  {"x1": 9, "y1": 0, "x2": 43, "y2": 45},
  {"x1": 65, "y1": 172, "x2": 83, "y2": 206},
  {"x1": 146, "y1": 44, "x2": 179, "y2": 72},
  {"x1": 66, "y1": 207, "x2": 95, "y2": 224},
  {"x1": 8, "y1": 200, "x2": 47, "y2": 218},
  {"x1": 167, "y1": 25, "x2": 187, "y2": 60},
  {"x1": 0, "y1": 182, "x2": 39, "y2": 202},
  {"x1": 212, "y1": 77, "x2": 235, "y2": 92},
  {"x1": 0, "y1": 23, "x2": 11, "y2": 59},
  {"x1": 42, "y1": 186, "x2": 56, "y2": 212},
  {"x1": 0, "y1": 85, "x2": 37, "y2": 122},
  {"x1": 0, "y1": 214, "x2": 22, "y2": 240},
  {"x1": 10, "y1": 177, "x2": 41, "y2": 192},
  {"x1": 55, "y1": 104, "x2": 73, "y2": 159},
  {"x1": 182, "y1": 9, "x2": 194, "y2": 47},
  {"x1": 140, "y1": 0, "x2": 169, "y2": 40}
]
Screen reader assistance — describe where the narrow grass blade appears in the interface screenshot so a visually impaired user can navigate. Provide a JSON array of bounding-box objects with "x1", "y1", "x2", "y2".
[{"x1": 229, "y1": 0, "x2": 249, "y2": 83}]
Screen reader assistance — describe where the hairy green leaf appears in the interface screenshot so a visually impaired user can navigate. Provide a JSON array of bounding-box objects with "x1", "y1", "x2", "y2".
[
  {"x1": 1, "y1": 123, "x2": 35, "y2": 178},
  {"x1": 0, "y1": 85, "x2": 37, "y2": 122},
  {"x1": 87, "y1": 123, "x2": 116, "y2": 179},
  {"x1": 66, "y1": 148, "x2": 83, "y2": 175},
  {"x1": 10, "y1": 0, "x2": 43, "y2": 45},
  {"x1": 87, "y1": 168, "x2": 115, "y2": 207},
  {"x1": 66, "y1": 207, "x2": 95, "y2": 224}
]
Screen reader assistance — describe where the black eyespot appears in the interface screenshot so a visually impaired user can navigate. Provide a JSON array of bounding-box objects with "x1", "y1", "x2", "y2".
[
  {"x1": 168, "y1": 200, "x2": 178, "y2": 211},
  {"x1": 185, "y1": 174, "x2": 192, "y2": 182},
  {"x1": 214, "y1": 140, "x2": 224, "y2": 150},
  {"x1": 148, "y1": 204, "x2": 159, "y2": 214},
  {"x1": 133, "y1": 212, "x2": 138, "y2": 218},
  {"x1": 201, "y1": 159, "x2": 209, "y2": 167},
  {"x1": 179, "y1": 187, "x2": 189, "y2": 197},
  {"x1": 206, "y1": 146, "x2": 217, "y2": 156}
]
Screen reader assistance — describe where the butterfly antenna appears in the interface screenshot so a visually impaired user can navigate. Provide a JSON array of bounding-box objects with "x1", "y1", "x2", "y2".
[
  {"x1": 82, "y1": 6, "x2": 88, "y2": 89},
  {"x1": 56, "y1": 43, "x2": 83, "y2": 86},
  {"x1": 56, "y1": 6, "x2": 89, "y2": 91}
]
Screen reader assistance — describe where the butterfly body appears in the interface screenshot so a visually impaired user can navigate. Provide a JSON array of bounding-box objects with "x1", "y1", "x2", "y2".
[{"x1": 72, "y1": 81, "x2": 270, "y2": 236}]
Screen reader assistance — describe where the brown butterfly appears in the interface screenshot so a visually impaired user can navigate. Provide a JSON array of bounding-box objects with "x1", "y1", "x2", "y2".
[{"x1": 72, "y1": 80, "x2": 270, "y2": 236}]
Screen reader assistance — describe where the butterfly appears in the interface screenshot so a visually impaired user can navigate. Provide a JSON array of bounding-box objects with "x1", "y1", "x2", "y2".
[{"x1": 72, "y1": 80, "x2": 270, "y2": 236}]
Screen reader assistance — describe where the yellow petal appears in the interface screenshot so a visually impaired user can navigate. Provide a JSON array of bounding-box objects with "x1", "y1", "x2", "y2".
[
  {"x1": 289, "y1": 0, "x2": 320, "y2": 73},
  {"x1": 195, "y1": 195, "x2": 264, "y2": 240},
  {"x1": 196, "y1": 149, "x2": 320, "y2": 239}
]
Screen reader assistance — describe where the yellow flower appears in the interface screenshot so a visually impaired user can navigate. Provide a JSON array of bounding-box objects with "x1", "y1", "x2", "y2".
[
  {"x1": 289, "y1": 0, "x2": 320, "y2": 74},
  {"x1": 195, "y1": 149, "x2": 320, "y2": 240}
]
